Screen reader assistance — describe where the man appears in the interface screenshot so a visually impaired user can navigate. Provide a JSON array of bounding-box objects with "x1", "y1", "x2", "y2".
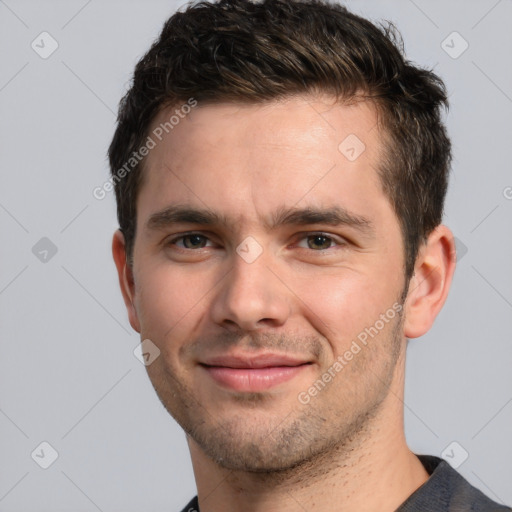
[{"x1": 109, "y1": 0, "x2": 511, "y2": 510}]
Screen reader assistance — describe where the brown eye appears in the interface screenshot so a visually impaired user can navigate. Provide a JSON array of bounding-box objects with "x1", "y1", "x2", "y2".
[
  {"x1": 295, "y1": 232, "x2": 346, "y2": 252},
  {"x1": 170, "y1": 234, "x2": 211, "y2": 249},
  {"x1": 307, "y1": 234, "x2": 334, "y2": 250},
  {"x1": 183, "y1": 234, "x2": 207, "y2": 249}
]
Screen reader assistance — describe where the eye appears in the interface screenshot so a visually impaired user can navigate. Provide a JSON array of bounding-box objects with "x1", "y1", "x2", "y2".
[
  {"x1": 168, "y1": 233, "x2": 213, "y2": 249},
  {"x1": 296, "y1": 233, "x2": 344, "y2": 251}
]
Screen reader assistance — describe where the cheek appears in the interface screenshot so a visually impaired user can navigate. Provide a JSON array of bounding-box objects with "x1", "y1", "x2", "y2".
[
  {"x1": 135, "y1": 265, "x2": 213, "y2": 342},
  {"x1": 292, "y1": 269, "x2": 400, "y2": 354}
]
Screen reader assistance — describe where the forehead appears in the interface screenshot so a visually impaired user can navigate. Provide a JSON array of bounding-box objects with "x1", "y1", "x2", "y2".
[
  {"x1": 146, "y1": 94, "x2": 381, "y2": 162},
  {"x1": 137, "y1": 95, "x2": 390, "y2": 231}
]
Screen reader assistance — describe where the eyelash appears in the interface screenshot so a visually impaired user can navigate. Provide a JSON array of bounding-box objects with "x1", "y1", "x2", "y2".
[{"x1": 166, "y1": 232, "x2": 346, "y2": 251}]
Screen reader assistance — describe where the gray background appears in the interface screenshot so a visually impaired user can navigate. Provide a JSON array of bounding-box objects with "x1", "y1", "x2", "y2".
[{"x1": 1, "y1": 0, "x2": 511, "y2": 510}]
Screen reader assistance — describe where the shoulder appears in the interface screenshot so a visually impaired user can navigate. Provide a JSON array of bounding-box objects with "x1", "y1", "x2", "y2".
[
  {"x1": 178, "y1": 495, "x2": 199, "y2": 512},
  {"x1": 397, "y1": 455, "x2": 512, "y2": 512}
]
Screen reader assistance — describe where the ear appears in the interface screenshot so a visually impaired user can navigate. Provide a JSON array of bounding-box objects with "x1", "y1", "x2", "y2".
[
  {"x1": 403, "y1": 225, "x2": 456, "y2": 339},
  {"x1": 112, "y1": 229, "x2": 141, "y2": 333}
]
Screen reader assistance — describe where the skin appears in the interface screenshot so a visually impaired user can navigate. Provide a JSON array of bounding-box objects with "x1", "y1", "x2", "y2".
[{"x1": 113, "y1": 94, "x2": 456, "y2": 512}]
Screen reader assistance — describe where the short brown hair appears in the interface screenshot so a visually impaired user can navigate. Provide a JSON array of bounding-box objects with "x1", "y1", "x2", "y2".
[{"x1": 108, "y1": 0, "x2": 451, "y2": 279}]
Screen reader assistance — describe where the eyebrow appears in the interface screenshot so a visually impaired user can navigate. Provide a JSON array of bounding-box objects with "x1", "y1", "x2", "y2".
[{"x1": 145, "y1": 204, "x2": 375, "y2": 237}]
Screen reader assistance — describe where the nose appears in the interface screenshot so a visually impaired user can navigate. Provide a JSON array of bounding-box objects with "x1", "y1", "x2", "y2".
[{"x1": 209, "y1": 249, "x2": 291, "y2": 332}]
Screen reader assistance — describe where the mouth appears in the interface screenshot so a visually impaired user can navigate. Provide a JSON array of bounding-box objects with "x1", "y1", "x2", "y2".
[{"x1": 199, "y1": 353, "x2": 313, "y2": 392}]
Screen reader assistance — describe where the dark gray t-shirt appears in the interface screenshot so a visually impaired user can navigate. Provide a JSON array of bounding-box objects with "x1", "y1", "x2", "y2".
[{"x1": 179, "y1": 455, "x2": 511, "y2": 511}]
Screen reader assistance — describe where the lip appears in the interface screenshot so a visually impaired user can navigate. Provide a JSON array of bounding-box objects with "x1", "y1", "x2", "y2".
[
  {"x1": 199, "y1": 353, "x2": 312, "y2": 392},
  {"x1": 201, "y1": 353, "x2": 310, "y2": 369}
]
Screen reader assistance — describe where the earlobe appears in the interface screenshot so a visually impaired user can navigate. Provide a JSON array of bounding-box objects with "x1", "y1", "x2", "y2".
[
  {"x1": 403, "y1": 225, "x2": 456, "y2": 339},
  {"x1": 112, "y1": 230, "x2": 141, "y2": 333}
]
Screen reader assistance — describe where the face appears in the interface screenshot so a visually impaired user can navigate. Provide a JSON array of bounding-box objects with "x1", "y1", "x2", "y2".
[{"x1": 120, "y1": 95, "x2": 410, "y2": 472}]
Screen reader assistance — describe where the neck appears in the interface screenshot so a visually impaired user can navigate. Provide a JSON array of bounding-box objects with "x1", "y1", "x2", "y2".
[{"x1": 189, "y1": 416, "x2": 428, "y2": 512}]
